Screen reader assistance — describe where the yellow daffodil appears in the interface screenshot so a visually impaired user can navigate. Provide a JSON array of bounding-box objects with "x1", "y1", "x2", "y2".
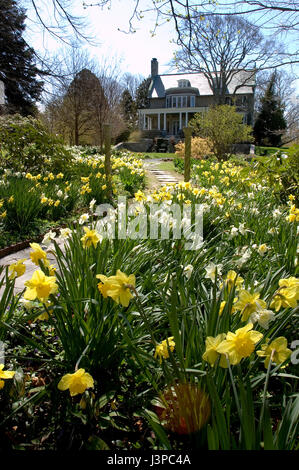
[
  {"x1": 257, "y1": 337, "x2": 291, "y2": 369},
  {"x1": 202, "y1": 333, "x2": 227, "y2": 367},
  {"x1": 221, "y1": 270, "x2": 244, "y2": 292},
  {"x1": 234, "y1": 290, "x2": 267, "y2": 321},
  {"x1": 216, "y1": 323, "x2": 263, "y2": 366},
  {"x1": 96, "y1": 269, "x2": 136, "y2": 307},
  {"x1": 9, "y1": 259, "x2": 26, "y2": 280},
  {"x1": 29, "y1": 243, "x2": 47, "y2": 266},
  {"x1": 134, "y1": 190, "x2": 146, "y2": 202},
  {"x1": 81, "y1": 227, "x2": 101, "y2": 249},
  {"x1": 0, "y1": 364, "x2": 15, "y2": 390},
  {"x1": 58, "y1": 369, "x2": 94, "y2": 397},
  {"x1": 154, "y1": 337, "x2": 175, "y2": 363},
  {"x1": 24, "y1": 270, "x2": 58, "y2": 302}
]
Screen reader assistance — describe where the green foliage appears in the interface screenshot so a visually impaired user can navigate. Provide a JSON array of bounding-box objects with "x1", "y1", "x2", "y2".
[
  {"x1": 0, "y1": 0, "x2": 42, "y2": 115},
  {"x1": 254, "y1": 72, "x2": 287, "y2": 147},
  {"x1": 0, "y1": 150, "x2": 298, "y2": 450},
  {"x1": 190, "y1": 105, "x2": 253, "y2": 160},
  {"x1": 253, "y1": 145, "x2": 299, "y2": 204},
  {"x1": 0, "y1": 115, "x2": 72, "y2": 173},
  {"x1": 0, "y1": 177, "x2": 45, "y2": 234}
]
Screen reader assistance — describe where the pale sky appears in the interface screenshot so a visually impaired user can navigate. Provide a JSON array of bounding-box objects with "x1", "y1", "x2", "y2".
[
  {"x1": 24, "y1": 0, "x2": 178, "y2": 79},
  {"x1": 23, "y1": 0, "x2": 298, "y2": 93}
]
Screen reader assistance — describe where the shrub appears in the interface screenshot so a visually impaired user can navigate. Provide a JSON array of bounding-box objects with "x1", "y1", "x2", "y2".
[
  {"x1": 175, "y1": 136, "x2": 213, "y2": 159},
  {"x1": 0, "y1": 114, "x2": 72, "y2": 173},
  {"x1": 190, "y1": 105, "x2": 253, "y2": 161},
  {"x1": 128, "y1": 129, "x2": 142, "y2": 142}
]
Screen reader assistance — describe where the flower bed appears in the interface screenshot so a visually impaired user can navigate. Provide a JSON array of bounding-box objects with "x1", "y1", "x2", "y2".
[{"x1": 0, "y1": 155, "x2": 298, "y2": 451}]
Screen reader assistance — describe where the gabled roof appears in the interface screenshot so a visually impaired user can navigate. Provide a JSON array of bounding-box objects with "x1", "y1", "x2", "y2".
[{"x1": 148, "y1": 70, "x2": 255, "y2": 98}]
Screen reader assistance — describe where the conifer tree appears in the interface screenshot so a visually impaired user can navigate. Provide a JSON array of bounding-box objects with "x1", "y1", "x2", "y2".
[
  {"x1": 0, "y1": 0, "x2": 42, "y2": 115},
  {"x1": 253, "y1": 73, "x2": 287, "y2": 147}
]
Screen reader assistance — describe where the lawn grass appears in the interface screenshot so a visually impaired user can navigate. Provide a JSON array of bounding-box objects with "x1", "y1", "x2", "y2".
[{"x1": 132, "y1": 152, "x2": 177, "y2": 159}]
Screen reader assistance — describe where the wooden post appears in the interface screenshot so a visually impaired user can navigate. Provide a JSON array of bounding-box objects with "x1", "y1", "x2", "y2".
[
  {"x1": 103, "y1": 123, "x2": 112, "y2": 199},
  {"x1": 183, "y1": 127, "x2": 192, "y2": 182}
]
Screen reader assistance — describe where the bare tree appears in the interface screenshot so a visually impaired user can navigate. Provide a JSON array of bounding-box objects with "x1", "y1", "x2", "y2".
[
  {"x1": 120, "y1": 72, "x2": 145, "y2": 100},
  {"x1": 172, "y1": 14, "x2": 282, "y2": 105},
  {"x1": 42, "y1": 47, "x2": 126, "y2": 146},
  {"x1": 21, "y1": 1, "x2": 299, "y2": 39}
]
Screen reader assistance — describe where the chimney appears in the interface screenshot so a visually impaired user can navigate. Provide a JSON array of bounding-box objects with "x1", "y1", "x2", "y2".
[{"x1": 151, "y1": 58, "x2": 158, "y2": 77}]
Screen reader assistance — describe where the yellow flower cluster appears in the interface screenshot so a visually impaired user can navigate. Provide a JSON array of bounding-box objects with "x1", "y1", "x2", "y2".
[
  {"x1": 286, "y1": 204, "x2": 299, "y2": 223},
  {"x1": 203, "y1": 323, "x2": 291, "y2": 369},
  {"x1": 270, "y1": 277, "x2": 299, "y2": 311},
  {"x1": 154, "y1": 337, "x2": 175, "y2": 363},
  {"x1": 0, "y1": 364, "x2": 15, "y2": 390},
  {"x1": 97, "y1": 269, "x2": 136, "y2": 307}
]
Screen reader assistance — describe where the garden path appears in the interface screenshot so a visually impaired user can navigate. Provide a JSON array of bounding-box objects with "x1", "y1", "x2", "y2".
[
  {"x1": 0, "y1": 240, "x2": 64, "y2": 296},
  {"x1": 143, "y1": 158, "x2": 183, "y2": 190},
  {"x1": 0, "y1": 159, "x2": 183, "y2": 295}
]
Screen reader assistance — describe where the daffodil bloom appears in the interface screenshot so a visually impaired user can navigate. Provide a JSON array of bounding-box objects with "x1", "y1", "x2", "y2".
[
  {"x1": 216, "y1": 323, "x2": 263, "y2": 366},
  {"x1": 134, "y1": 190, "x2": 146, "y2": 202},
  {"x1": 9, "y1": 259, "x2": 26, "y2": 280},
  {"x1": 24, "y1": 270, "x2": 58, "y2": 302},
  {"x1": 221, "y1": 270, "x2": 244, "y2": 291},
  {"x1": 81, "y1": 227, "x2": 101, "y2": 249},
  {"x1": 154, "y1": 337, "x2": 175, "y2": 363},
  {"x1": 202, "y1": 334, "x2": 227, "y2": 367},
  {"x1": 204, "y1": 262, "x2": 222, "y2": 281},
  {"x1": 96, "y1": 270, "x2": 136, "y2": 307},
  {"x1": 279, "y1": 277, "x2": 299, "y2": 289},
  {"x1": 270, "y1": 286, "x2": 298, "y2": 311},
  {"x1": 0, "y1": 364, "x2": 15, "y2": 390},
  {"x1": 60, "y1": 228, "x2": 72, "y2": 239},
  {"x1": 58, "y1": 369, "x2": 94, "y2": 397},
  {"x1": 42, "y1": 231, "x2": 56, "y2": 246},
  {"x1": 233, "y1": 290, "x2": 267, "y2": 321},
  {"x1": 78, "y1": 213, "x2": 89, "y2": 225},
  {"x1": 250, "y1": 308, "x2": 275, "y2": 329},
  {"x1": 257, "y1": 337, "x2": 291, "y2": 369},
  {"x1": 183, "y1": 264, "x2": 193, "y2": 280},
  {"x1": 258, "y1": 244, "x2": 269, "y2": 256},
  {"x1": 29, "y1": 243, "x2": 47, "y2": 266}
]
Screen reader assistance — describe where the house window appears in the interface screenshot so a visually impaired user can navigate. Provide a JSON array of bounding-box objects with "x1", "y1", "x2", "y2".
[
  {"x1": 178, "y1": 79, "x2": 191, "y2": 88},
  {"x1": 190, "y1": 96, "x2": 195, "y2": 107},
  {"x1": 166, "y1": 96, "x2": 171, "y2": 108}
]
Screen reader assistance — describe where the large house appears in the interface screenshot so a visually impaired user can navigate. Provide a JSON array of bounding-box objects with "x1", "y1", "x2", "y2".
[{"x1": 139, "y1": 58, "x2": 255, "y2": 138}]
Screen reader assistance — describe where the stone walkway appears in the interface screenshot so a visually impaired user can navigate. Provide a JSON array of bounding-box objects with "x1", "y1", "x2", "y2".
[
  {"x1": 143, "y1": 158, "x2": 183, "y2": 189},
  {"x1": 0, "y1": 241, "x2": 64, "y2": 296}
]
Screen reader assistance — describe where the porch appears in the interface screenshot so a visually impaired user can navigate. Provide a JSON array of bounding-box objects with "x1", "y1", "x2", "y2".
[{"x1": 139, "y1": 107, "x2": 208, "y2": 137}]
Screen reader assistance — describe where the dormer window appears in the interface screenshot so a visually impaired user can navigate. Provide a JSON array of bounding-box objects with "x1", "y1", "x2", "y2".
[{"x1": 178, "y1": 79, "x2": 191, "y2": 88}]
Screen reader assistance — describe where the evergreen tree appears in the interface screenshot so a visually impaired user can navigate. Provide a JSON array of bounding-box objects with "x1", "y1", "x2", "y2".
[
  {"x1": 0, "y1": 0, "x2": 42, "y2": 115},
  {"x1": 120, "y1": 89, "x2": 137, "y2": 130},
  {"x1": 135, "y1": 77, "x2": 151, "y2": 110},
  {"x1": 253, "y1": 72, "x2": 287, "y2": 147}
]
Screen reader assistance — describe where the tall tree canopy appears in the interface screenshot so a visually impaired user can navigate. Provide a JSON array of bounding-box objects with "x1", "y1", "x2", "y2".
[
  {"x1": 172, "y1": 14, "x2": 279, "y2": 105},
  {"x1": 0, "y1": 0, "x2": 42, "y2": 115}
]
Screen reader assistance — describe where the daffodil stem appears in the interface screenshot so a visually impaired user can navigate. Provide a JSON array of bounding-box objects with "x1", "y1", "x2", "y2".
[
  {"x1": 227, "y1": 358, "x2": 242, "y2": 426},
  {"x1": 259, "y1": 349, "x2": 274, "y2": 435},
  {"x1": 128, "y1": 285, "x2": 157, "y2": 346}
]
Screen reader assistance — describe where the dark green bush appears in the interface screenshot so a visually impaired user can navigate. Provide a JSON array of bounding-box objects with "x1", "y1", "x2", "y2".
[{"x1": 0, "y1": 114, "x2": 73, "y2": 173}]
